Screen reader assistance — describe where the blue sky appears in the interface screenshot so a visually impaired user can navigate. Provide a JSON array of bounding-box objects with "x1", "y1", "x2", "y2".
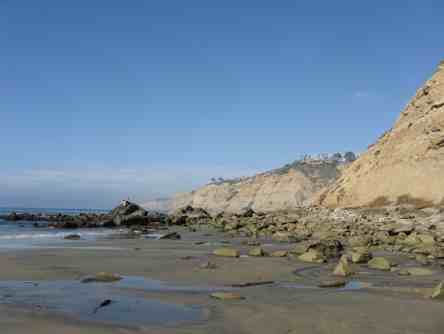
[{"x1": 1, "y1": 0, "x2": 443, "y2": 208}]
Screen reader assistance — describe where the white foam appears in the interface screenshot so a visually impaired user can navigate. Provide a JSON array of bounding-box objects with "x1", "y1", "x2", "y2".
[{"x1": 0, "y1": 230, "x2": 116, "y2": 240}]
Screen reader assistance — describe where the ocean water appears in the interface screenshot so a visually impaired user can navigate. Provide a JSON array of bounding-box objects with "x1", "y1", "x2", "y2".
[
  {"x1": 0, "y1": 207, "x2": 109, "y2": 215},
  {"x1": 0, "y1": 207, "x2": 117, "y2": 249}
]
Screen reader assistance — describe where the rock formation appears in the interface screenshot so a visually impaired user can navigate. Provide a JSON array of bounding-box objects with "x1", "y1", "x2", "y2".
[
  {"x1": 167, "y1": 158, "x2": 348, "y2": 214},
  {"x1": 318, "y1": 61, "x2": 444, "y2": 208}
]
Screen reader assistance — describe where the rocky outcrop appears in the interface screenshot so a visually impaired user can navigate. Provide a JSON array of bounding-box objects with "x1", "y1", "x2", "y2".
[
  {"x1": 318, "y1": 61, "x2": 444, "y2": 208},
  {"x1": 1, "y1": 201, "x2": 167, "y2": 229},
  {"x1": 110, "y1": 200, "x2": 167, "y2": 227},
  {"x1": 169, "y1": 159, "x2": 348, "y2": 215},
  {"x1": 168, "y1": 206, "x2": 212, "y2": 225}
]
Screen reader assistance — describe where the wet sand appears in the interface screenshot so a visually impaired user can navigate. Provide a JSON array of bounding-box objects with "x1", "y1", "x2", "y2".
[{"x1": 1, "y1": 226, "x2": 444, "y2": 333}]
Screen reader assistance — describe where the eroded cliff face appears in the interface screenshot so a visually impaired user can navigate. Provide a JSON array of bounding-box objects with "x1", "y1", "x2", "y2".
[
  {"x1": 318, "y1": 61, "x2": 444, "y2": 208},
  {"x1": 168, "y1": 160, "x2": 345, "y2": 214}
]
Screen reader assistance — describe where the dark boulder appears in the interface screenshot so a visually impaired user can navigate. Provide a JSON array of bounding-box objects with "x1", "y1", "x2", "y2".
[
  {"x1": 307, "y1": 239, "x2": 344, "y2": 259},
  {"x1": 236, "y1": 208, "x2": 256, "y2": 218},
  {"x1": 169, "y1": 206, "x2": 211, "y2": 225},
  {"x1": 64, "y1": 234, "x2": 81, "y2": 240},
  {"x1": 6, "y1": 212, "x2": 19, "y2": 221},
  {"x1": 110, "y1": 200, "x2": 167, "y2": 227},
  {"x1": 110, "y1": 200, "x2": 142, "y2": 217}
]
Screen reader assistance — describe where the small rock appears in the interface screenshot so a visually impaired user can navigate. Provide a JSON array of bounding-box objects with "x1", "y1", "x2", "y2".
[
  {"x1": 248, "y1": 247, "x2": 266, "y2": 257},
  {"x1": 333, "y1": 255, "x2": 354, "y2": 277},
  {"x1": 213, "y1": 248, "x2": 240, "y2": 258},
  {"x1": 350, "y1": 248, "x2": 372, "y2": 263},
  {"x1": 271, "y1": 250, "x2": 288, "y2": 257},
  {"x1": 418, "y1": 234, "x2": 435, "y2": 245},
  {"x1": 231, "y1": 281, "x2": 274, "y2": 288},
  {"x1": 292, "y1": 243, "x2": 310, "y2": 255},
  {"x1": 404, "y1": 267, "x2": 435, "y2": 276},
  {"x1": 81, "y1": 272, "x2": 122, "y2": 283},
  {"x1": 431, "y1": 281, "x2": 444, "y2": 299},
  {"x1": 93, "y1": 299, "x2": 113, "y2": 314},
  {"x1": 308, "y1": 239, "x2": 343, "y2": 259},
  {"x1": 298, "y1": 249, "x2": 326, "y2": 263},
  {"x1": 64, "y1": 234, "x2": 81, "y2": 240},
  {"x1": 368, "y1": 257, "x2": 391, "y2": 271},
  {"x1": 247, "y1": 240, "x2": 261, "y2": 246},
  {"x1": 397, "y1": 269, "x2": 411, "y2": 276},
  {"x1": 348, "y1": 236, "x2": 371, "y2": 247},
  {"x1": 272, "y1": 231, "x2": 296, "y2": 243},
  {"x1": 159, "y1": 232, "x2": 181, "y2": 240},
  {"x1": 318, "y1": 278, "x2": 347, "y2": 288},
  {"x1": 415, "y1": 254, "x2": 430, "y2": 265},
  {"x1": 199, "y1": 261, "x2": 217, "y2": 269},
  {"x1": 210, "y1": 292, "x2": 245, "y2": 300}
]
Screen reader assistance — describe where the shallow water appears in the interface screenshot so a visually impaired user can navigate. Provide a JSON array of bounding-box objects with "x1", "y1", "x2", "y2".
[
  {"x1": 279, "y1": 280, "x2": 369, "y2": 291},
  {"x1": 0, "y1": 219, "x2": 122, "y2": 249},
  {"x1": 0, "y1": 277, "x2": 207, "y2": 327}
]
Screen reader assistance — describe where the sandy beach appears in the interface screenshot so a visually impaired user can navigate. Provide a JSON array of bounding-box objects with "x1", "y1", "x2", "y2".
[{"x1": 0, "y1": 225, "x2": 443, "y2": 334}]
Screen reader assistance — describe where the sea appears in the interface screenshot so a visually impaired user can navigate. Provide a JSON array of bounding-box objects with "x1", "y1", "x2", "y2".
[{"x1": 0, "y1": 207, "x2": 119, "y2": 249}]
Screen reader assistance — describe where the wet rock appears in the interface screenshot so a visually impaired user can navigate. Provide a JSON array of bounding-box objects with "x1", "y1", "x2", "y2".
[
  {"x1": 388, "y1": 223, "x2": 414, "y2": 236},
  {"x1": 431, "y1": 281, "x2": 444, "y2": 299},
  {"x1": 348, "y1": 236, "x2": 371, "y2": 247},
  {"x1": 81, "y1": 272, "x2": 122, "y2": 283},
  {"x1": 368, "y1": 257, "x2": 391, "y2": 271},
  {"x1": 333, "y1": 255, "x2": 354, "y2": 277},
  {"x1": 403, "y1": 233, "x2": 436, "y2": 246},
  {"x1": 110, "y1": 200, "x2": 141, "y2": 217},
  {"x1": 271, "y1": 250, "x2": 288, "y2": 257},
  {"x1": 64, "y1": 234, "x2": 81, "y2": 240},
  {"x1": 237, "y1": 208, "x2": 256, "y2": 218},
  {"x1": 418, "y1": 234, "x2": 436, "y2": 245},
  {"x1": 210, "y1": 292, "x2": 245, "y2": 300},
  {"x1": 307, "y1": 239, "x2": 343, "y2": 259},
  {"x1": 213, "y1": 248, "x2": 240, "y2": 258},
  {"x1": 430, "y1": 247, "x2": 444, "y2": 259},
  {"x1": 397, "y1": 268, "x2": 411, "y2": 276},
  {"x1": 272, "y1": 231, "x2": 297, "y2": 243},
  {"x1": 298, "y1": 249, "x2": 326, "y2": 263},
  {"x1": 93, "y1": 299, "x2": 113, "y2": 314},
  {"x1": 415, "y1": 254, "x2": 430, "y2": 265},
  {"x1": 248, "y1": 247, "x2": 266, "y2": 257},
  {"x1": 291, "y1": 243, "x2": 310, "y2": 255},
  {"x1": 224, "y1": 222, "x2": 242, "y2": 232},
  {"x1": 246, "y1": 240, "x2": 261, "y2": 246},
  {"x1": 350, "y1": 247, "x2": 372, "y2": 264},
  {"x1": 58, "y1": 221, "x2": 81, "y2": 229},
  {"x1": 112, "y1": 201, "x2": 167, "y2": 227},
  {"x1": 231, "y1": 281, "x2": 274, "y2": 288},
  {"x1": 158, "y1": 232, "x2": 181, "y2": 240},
  {"x1": 318, "y1": 278, "x2": 347, "y2": 288},
  {"x1": 7, "y1": 212, "x2": 18, "y2": 221},
  {"x1": 401, "y1": 267, "x2": 435, "y2": 276},
  {"x1": 170, "y1": 206, "x2": 211, "y2": 225},
  {"x1": 373, "y1": 231, "x2": 392, "y2": 245},
  {"x1": 199, "y1": 261, "x2": 217, "y2": 269}
]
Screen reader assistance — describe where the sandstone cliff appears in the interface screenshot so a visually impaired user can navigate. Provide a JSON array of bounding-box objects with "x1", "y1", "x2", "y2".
[
  {"x1": 318, "y1": 61, "x2": 444, "y2": 208},
  {"x1": 166, "y1": 158, "x2": 349, "y2": 214}
]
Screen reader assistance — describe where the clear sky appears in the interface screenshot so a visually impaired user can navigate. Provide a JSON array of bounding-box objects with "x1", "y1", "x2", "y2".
[{"x1": 1, "y1": 0, "x2": 443, "y2": 208}]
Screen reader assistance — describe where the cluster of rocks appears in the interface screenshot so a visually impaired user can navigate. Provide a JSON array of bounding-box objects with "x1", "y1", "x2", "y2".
[
  {"x1": 4, "y1": 201, "x2": 444, "y2": 266},
  {"x1": 170, "y1": 205, "x2": 444, "y2": 263},
  {"x1": 1, "y1": 201, "x2": 168, "y2": 229},
  {"x1": 0, "y1": 211, "x2": 113, "y2": 228}
]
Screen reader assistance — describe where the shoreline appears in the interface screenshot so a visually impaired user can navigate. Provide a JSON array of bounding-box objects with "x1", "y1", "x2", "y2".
[{"x1": 0, "y1": 225, "x2": 443, "y2": 333}]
